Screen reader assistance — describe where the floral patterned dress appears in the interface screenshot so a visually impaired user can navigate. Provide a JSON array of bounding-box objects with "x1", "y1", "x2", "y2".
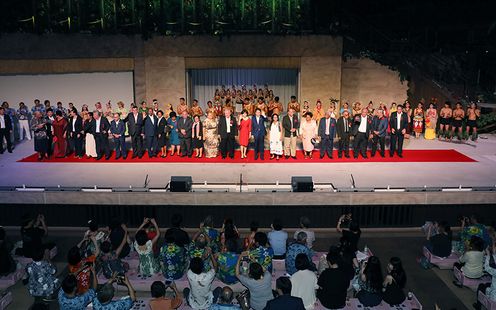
[
  {"x1": 134, "y1": 240, "x2": 160, "y2": 276},
  {"x1": 160, "y1": 242, "x2": 187, "y2": 280}
]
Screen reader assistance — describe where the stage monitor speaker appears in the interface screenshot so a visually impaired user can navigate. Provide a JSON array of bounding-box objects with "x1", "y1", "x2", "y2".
[
  {"x1": 170, "y1": 176, "x2": 192, "y2": 192},
  {"x1": 291, "y1": 176, "x2": 314, "y2": 192}
]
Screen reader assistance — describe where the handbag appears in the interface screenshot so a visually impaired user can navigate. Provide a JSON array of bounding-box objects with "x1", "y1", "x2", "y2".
[{"x1": 236, "y1": 289, "x2": 250, "y2": 310}]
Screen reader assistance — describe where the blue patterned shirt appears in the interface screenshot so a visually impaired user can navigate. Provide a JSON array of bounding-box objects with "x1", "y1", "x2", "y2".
[
  {"x1": 58, "y1": 288, "x2": 95, "y2": 310},
  {"x1": 248, "y1": 246, "x2": 274, "y2": 273},
  {"x1": 285, "y1": 243, "x2": 313, "y2": 275},
  {"x1": 160, "y1": 243, "x2": 187, "y2": 280},
  {"x1": 26, "y1": 261, "x2": 60, "y2": 297}
]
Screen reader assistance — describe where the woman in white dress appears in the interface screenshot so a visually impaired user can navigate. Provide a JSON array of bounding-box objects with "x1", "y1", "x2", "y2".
[
  {"x1": 299, "y1": 112, "x2": 318, "y2": 159},
  {"x1": 84, "y1": 112, "x2": 97, "y2": 158},
  {"x1": 269, "y1": 113, "x2": 283, "y2": 160}
]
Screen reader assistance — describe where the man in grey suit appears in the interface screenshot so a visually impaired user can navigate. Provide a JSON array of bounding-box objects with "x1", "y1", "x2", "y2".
[{"x1": 177, "y1": 110, "x2": 193, "y2": 157}]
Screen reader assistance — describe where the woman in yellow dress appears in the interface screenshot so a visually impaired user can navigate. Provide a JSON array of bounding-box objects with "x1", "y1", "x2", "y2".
[{"x1": 424, "y1": 103, "x2": 438, "y2": 140}]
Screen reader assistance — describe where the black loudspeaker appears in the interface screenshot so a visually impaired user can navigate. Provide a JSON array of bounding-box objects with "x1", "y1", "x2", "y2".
[
  {"x1": 170, "y1": 176, "x2": 192, "y2": 192},
  {"x1": 291, "y1": 176, "x2": 314, "y2": 192}
]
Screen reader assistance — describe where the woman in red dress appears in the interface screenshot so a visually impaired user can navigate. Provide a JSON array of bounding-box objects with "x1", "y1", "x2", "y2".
[
  {"x1": 237, "y1": 109, "x2": 252, "y2": 159},
  {"x1": 52, "y1": 110, "x2": 68, "y2": 158}
]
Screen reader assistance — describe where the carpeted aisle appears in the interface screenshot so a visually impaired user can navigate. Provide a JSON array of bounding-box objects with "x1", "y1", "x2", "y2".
[{"x1": 17, "y1": 149, "x2": 476, "y2": 163}]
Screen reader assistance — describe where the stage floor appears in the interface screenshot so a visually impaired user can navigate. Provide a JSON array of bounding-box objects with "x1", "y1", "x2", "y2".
[{"x1": 1, "y1": 135, "x2": 496, "y2": 188}]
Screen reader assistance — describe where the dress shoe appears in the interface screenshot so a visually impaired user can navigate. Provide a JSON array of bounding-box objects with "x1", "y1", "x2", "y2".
[
  {"x1": 105, "y1": 156, "x2": 110, "y2": 160},
  {"x1": 254, "y1": 155, "x2": 259, "y2": 160},
  {"x1": 229, "y1": 156, "x2": 234, "y2": 159},
  {"x1": 338, "y1": 155, "x2": 342, "y2": 158},
  {"x1": 285, "y1": 155, "x2": 289, "y2": 159},
  {"x1": 96, "y1": 156, "x2": 102, "y2": 160},
  {"x1": 115, "y1": 156, "x2": 121, "y2": 160},
  {"x1": 329, "y1": 156, "x2": 333, "y2": 159},
  {"x1": 222, "y1": 156, "x2": 226, "y2": 159},
  {"x1": 7, "y1": 149, "x2": 12, "y2": 153},
  {"x1": 363, "y1": 156, "x2": 368, "y2": 159},
  {"x1": 132, "y1": 154, "x2": 137, "y2": 159},
  {"x1": 260, "y1": 157, "x2": 264, "y2": 160},
  {"x1": 398, "y1": 154, "x2": 403, "y2": 158},
  {"x1": 320, "y1": 155, "x2": 324, "y2": 159},
  {"x1": 123, "y1": 157, "x2": 127, "y2": 160},
  {"x1": 345, "y1": 154, "x2": 350, "y2": 158},
  {"x1": 291, "y1": 156, "x2": 297, "y2": 159}
]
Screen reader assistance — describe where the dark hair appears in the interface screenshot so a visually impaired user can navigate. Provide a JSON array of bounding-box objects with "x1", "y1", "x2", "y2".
[
  {"x1": 157, "y1": 110, "x2": 164, "y2": 116},
  {"x1": 295, "y1": 253, "x2": 310, "y2": 271},
  {"x1": 300, "y1": 216, "x2": 311, "y2": 228},
  {"x1": 291, "y1": 96, "x2": 296, "y2": 100},
  {"x1": 254, "y1": 232, "x2": 268, "y2": 246},
  {"x1": 304, "y1": 112, "x2": 313, "y2": 118},
  {"x1": 241, "y1": 109, "x2": 248, "y2": 115},
  {"x1": 62, "y1": 274, "x2": 78, "y2": 294},
  {"x1": 249, "y1": 262, "x2": 264, "y2": 280},
  {"x1": 389, "y1": 257, "x2": 407, "y2": 289},
  {"x1": 67, "y1": 246, "x2": 82, "y2": 265},
  {"x1": 46, "y1": 108, "x2": 53, "y2": 113},
  {"x1": 255, "y1": 108, "x2": 261, "y2": 113},
  {"x1": 135, "y1": 229, "x2": 149, "y2": 246},
  {"x1": 223, "y1": 219, "x2": 238, "y2": 241},
  {"x1": 171, "y1": 214, "x2": 183, "y2": 228},
  {"x1": 272, "y1": 219, "x2": 283, "y2": 231},
  {"x1": 97, "y1": 283, "x2": 115, "y2": 304},
  {"x1": 190, "y1": 257, "x2": 204, "y2": 275},
  {"x1": 203, "y1": 215, "x2": 214, "y2": 227},
  {"x1": 274, "y1": 96, "x2": 280, "y2": 101},
  {"x1": 271, "y1": 113, "x2": 279, "y2": 121},
  {"x1": 397, "y1": 104, "x2": 404, "y2": 109},
  {"x1": 225, "y1": 238, "x2": 239, "y2": 254},
  {"x1": 326, "y1": 246, "x2": 341, "y2": 266},
  {"x1": 470, "y1": 236, "x2": 484, "y2": 252},
  {"x1": 88, "y1": 220, "x2": 98, "y2": 232},
  {"x1": 250, "y1": 221, "x2": 259, "y2": 232},
  {"x1": 100, "y1": 241, "x2": 112, "y2": 254},
  {"x1": 364, "y1": 256, "x2": 383, "y2": 291},
  {"x1": 32, "y1": 246, "x2": 45, "y2": 262},
  {"x1": 164, "y1": 233, "x2": 175, "y2": 244},
  {"x1": 71, "y1": 107, "x2": 78, "y2": 114},
  {"x1": 276, "y1": 277, "x2": 292, "y2": 294},
  {"x1": 169, "y1": 112, "x2": 177, "y2": 118},
  {"x1": 438, "y1": 221, "x2": 452, "y2": 239},
  {"x1": 55, "y1": 110, "x2": 63, "y2": 117},
  {"x1": 151, "y1": 281, "x2": 166, "y2": 298}
]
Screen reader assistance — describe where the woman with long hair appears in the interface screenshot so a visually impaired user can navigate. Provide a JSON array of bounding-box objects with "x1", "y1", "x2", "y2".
[
  {"x1": 269, "y1": 113, "x2": 283, "y2": 160},
  {"x1": 383, "y1": 257, "x2": 407, "y2": 306},
  {"x1": 356, "y1": 256, "x2": 383, "y2": 307}
]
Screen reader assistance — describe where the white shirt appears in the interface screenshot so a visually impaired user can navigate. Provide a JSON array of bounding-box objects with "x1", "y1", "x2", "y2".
[
  {"x1": 150, "y1": 116, "x2": 155, "y2": 125},
  {"x1": 0, "y1": 115, "x2": 5, "y2": 129},
  {"x1": 95, "y1": 119, "x2": 101, "y2": 133},
  {"x1": 343, "y1": 118, "x2": 348, "y2": 133},
  {"x1": 358, "y1": 116, "x2": 367, "y2": 133},
  {"x1": 187, "y1": 269, "x2": 216, "y2": 309},
  {"x1": 226, "y1": 117, "x2": 231, "y2": 133},
  {"x1": 325, "y1": 118, "x2": 330, "y2": 135},
  {"x1": 72, "y1": 117, "x2": 77, "y2": 131},
  {"x1": 133, "y1": 113, "x2": 138, "y2": 123},
  {"x1": 290, "y1": 269, "x2": 318, "y2": 310},
  {"x1": 397, "y1": 113, "x2": 402, "y2": 129},
  {"x1": 256, "y1": 116, "x2": 260, "y2": 124}
]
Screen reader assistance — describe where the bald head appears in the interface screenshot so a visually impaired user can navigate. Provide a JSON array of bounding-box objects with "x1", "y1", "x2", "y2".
[{"x1": 220, "y1": 286, "x2": 234, "y2": 304}]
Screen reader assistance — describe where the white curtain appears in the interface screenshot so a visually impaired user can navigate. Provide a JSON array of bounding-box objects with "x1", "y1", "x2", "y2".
[{"x1": 189, "y1": 68, "x2": 298, "y2": 110}]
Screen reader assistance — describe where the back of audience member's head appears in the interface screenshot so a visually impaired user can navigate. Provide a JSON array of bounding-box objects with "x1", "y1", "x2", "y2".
[
  {"x1": 151, "y1": 281, "x2": 166, "y2": 298},
  {"x1": 225, "y1": 238, "x2": 240, "y2": 254},
  {"x1": 470, "y1": 214, "x2": 480, "y2": 224},
  {"x1": 276, "y1": 277, "x2": 292, "y2": 295},
  {"x1": 32, "y1": 246, "x2": 45, "y2": 262},
  {"x1": 203, "y1": 215, "x2": 214, "y2": 227},
  {"x1": 135, "y1": 229, "x2": 149, "y2": 246},
  {"x1": 364, "y1": 256, "x2": 383, "y2": 291},
  {"x1": 389, "y1": 257, "x2": 407, "y2": 289},
  {"x1": 296, "y1": 231, "x2": 307, "y2": 244},
  {"x1": 300, "y1": 216, "x2": 311, "y2": 229},
  {"x1": 250, "y1": 221, "x2": 259, "y2": 233},
  {"x1": 97, "y1": 283, "x2": 115, "y2": 304},
  {"x1": 249, "y1": 262, "x2": 264, "y2": 280},
  {"x1": 438, "y1": 221, "x2": 452, "y2": 239},
  {"x1": 326, "y1": 247, "x2": 342, "y2": 266},
  {"x1": 224, "y1": 218, "x2": 238, "y2": 240},
  {"x1": 88, "y1": 220, "x2": 99, "y2": 232},
  {"x1": 171, "y1": 214, "x2": 183, "y2": 228},
  {"x1": 195, "y1": 234, "x2": 208, "y2": 249},
  {"x1": 62, "y1": 274, "x2": 78, "y2": 294},
  {"x1": 272, "y1": 219, "x2": 283, "y2": 231},
  {"x1": 164, "y1": 233, "x2": 175, "y2": 244},
  {"x1": 100, "y1": 241, "x2": 112, "y2": 254},
  {"x1": 470, "y1": 236, "x2": 484, "y2": 252},
  {"x1": 67, "y1": 246, "x2": 82, "y2": 265},
  {"x1": 219, "y1": 286, "x2": 234, "y2": 304},
  {"x1": 190, "y1": 257, "x2": 204, "y2": 275},
  {"x1": 254, "y1": 232, "x2": 268, "y2": 247},
  {"x1": 108, "y1": 218, "x2": 122, "y2": 231},
  {"x1": 295, "y1": 253, "x2": 310, "y2": 271}
]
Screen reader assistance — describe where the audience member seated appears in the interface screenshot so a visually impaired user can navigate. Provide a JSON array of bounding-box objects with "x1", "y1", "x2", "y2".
[
  {"x1": 248, "y1": 232, "x2": 274, "y2": 273},
  {"x1": 149, "y1": 280, "x2": 182, "y2": 310},
  {"x1": 25, "y1": 246, "x2": 60, "y2": 301},
  {"x1": 67, "y1": 245, "x2": 98, "y2": 294},
  {"x1": 339, "y1": 236, "x2": 359, "y2": 281},
  {"x1": 107, "y1": 218, "x2": 131, "y2": 259},
  {"x1": 0, "y1": 227, "x2": 16, "y2": 277},
  {"x1": 382, "y1": 257, "x2": 407, "y2": 306},
  {"x1": 20, "y1": 214, "x2": 52, "y2": 259},
  {"x1": 236, "y1": 252, "x2": 273, "y2": 310},
  {"x1": 453, "y1": 236, "x2": 485, "y2": 287},
  {"x1": 160, "y1": 234, "x2": 187, "y2": 281},
  {"x1": 336, "y1": 213, "x2": 361, "y2": 253},
  {"x1": 184, "y1": 256, "x2": 221, "y2": 310},
  {"x1": 188, "y1": 232, "x2": 213, "y2": 272},
  {"x1": 81, "y1": 220, "x2": 107, "y2": 257},
  {"x1": 317, "y1": 247, "x2": 349, "y2": 310},
  {"x1": 460, "y1": 214, "x2": 491, "y2": 248},
  {"x1": 92, "y1": 275, "x2": 136, "y2": 310},
  {"x1": 355, "y1": 256, "x2": 383, "y2": 307},
  {"x1": 164, "y1": 214, "x2": 191, "y2": 248},
  {"x1": 209, "y1": 286, "x2": 241, "y2": 310},
  {"x1": 426, "y1": 221, "x2": 452, "y2": 258},
  {"x1": 243, "y1": 221, "x2": 259, "y2": 251},
  {"x1": 58, "y1": 273, "x2": 96, "y2": 310},
  {"x1": 134, "y1": 218, "x2": 161, "y2": 276},
  {"x1": 473, "y1": 246, "x2": 496, "y2": 310},
  {"x1": 99, "y1": 238, "x2": 129, "y2": 279},
  {"x1": 294, "y1": 217, "x2": 315, "y2": 249},
  {"x1": 286, "y1": 232, "x2": 315, "y2": 276},
  {"x1": 216, "y1": 237, "x2": 240, "y2": 284},
  {"x1": 290, "y1": 254, "x2": 318, "y2": 310},
  {"x1": 264, "y1": 277, "x2": 305, "y2": 310},
  {"x1": 268, "y1": 219, "x2": 288, "y2": 259},
  {"x1": 201, "y1": 215, "x2": 220, "y2": 252}
]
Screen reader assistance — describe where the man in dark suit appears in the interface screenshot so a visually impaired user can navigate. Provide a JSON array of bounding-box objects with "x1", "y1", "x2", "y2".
[
  {"x1": 251, "y1": 108, "x2": 266, "y2": 160},
  {"x1": 389, "y1": 104, "x2": 409, "y2": 157},
  {"x1": 352, "y1": 108, "x2": 372, "y2": 159},
  {"x1": 371, "y1": 109, "x2": 388, "y2": 157},
  {"x1": 264, "y1": 277, "x2": 305, "y2": 310},
  {"x1": 143, "y1": 108, "x2": 158, "y2": 158},
  {"x1": 0, "y1": 106, "x2": 13, "y2": 154},
  {"x1": 282, "y1": 108, "x2": 299, "y2": 159},
  {"x1": 218, "y1": 108, "x2": 238, "y2": 159},
  {"x1": 318, "y1": 111, "x2": 336, "y2": 159},
  {"x1": 67, "y1": 107, "x2": 84, "y2": 158},
  {"x1": 92, "y1": 111, "x2": 111, "y2": 160},
  {"x1": 124, "y1": 106, "x2": 144, "y2": 158},
  {"x1": 336, "y1": 110, "x2": 352, "y2": 158},
  {"x1": 177, "y1": 110, "x2": 193, "y2": 157},
  {"x1": 110, "y1": 112, "x2": 126, "y2": 160},
  {"x1": 45, "y1": 108, "x2": 55, "y2": 158}
]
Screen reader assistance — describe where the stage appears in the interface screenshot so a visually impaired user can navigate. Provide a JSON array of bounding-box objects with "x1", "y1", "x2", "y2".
[{"x1": 1, "y1": 134, "x2": 495, "y2": 189}]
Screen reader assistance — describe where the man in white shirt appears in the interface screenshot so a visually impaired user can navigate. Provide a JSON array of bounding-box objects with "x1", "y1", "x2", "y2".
[
  {"x1": 218, "y1": 109, "x2": 238, "y2": 159},
  {"x1": 0, "y1": 107, "x2": 13, "y2": 154},
  {"x1": 389, "y1": 105, "x2": 408, "y2": 158},
  {"x1": 352, "y1": 108, "x2": 371, "y2": 159},
  {"x1": 184, "y1": 253, "x2": 222, "y2": 309}
]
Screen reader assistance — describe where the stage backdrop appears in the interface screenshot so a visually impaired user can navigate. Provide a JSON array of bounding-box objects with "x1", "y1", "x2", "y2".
[
  {"x1": 0, "y1": 72, "x2": 134, "y2": 111},
  {"x1": 189, "y1": 68, "x2": 298, "y2": 110}
]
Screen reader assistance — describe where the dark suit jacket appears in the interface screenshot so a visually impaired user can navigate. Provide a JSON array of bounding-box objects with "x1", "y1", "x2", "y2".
[
  {"x1": 372, "y1": 116, "x2": 388, "y2": 137},
  {"x1": 389, "y1": 111, "x2": 409, "y2": 134},
  {"x1": 282, "y1": 114, "x2": 299, "y2": 138},
  {"x1": 143, "y1": 115, "x2": 158, "y2": 137},
  {"x1": 124, "y1": 112, "x2": 144, "y2": 136},
  {"x1": 110, "y1": 120, "x2": 125, "y2": 137},
  {"x1": 157, "y1": 117, "x2": 167, "y2": 136},
  {"x1": 263, "y1": 294, "x2": 305, "y2": 310},
  {"x1": 0, "y1": 114, "x2": 12, "y2": 131},
  {"x1": 336, "y1": 116, "x2": 352, "y2": 138},
  {"x1": 177, "y1": 117, "x2": 193, "y2": 138},
  {"x1": 218, "y1": 115, "x2": 238, "y2": 138},
  {"x1": 318, "y1": 117, "x2": 336, "y2": 138},
  {"x1": 351, "y1": 115, "x2": 372, "y2": 136},
  {"x1": 67, "y1": 116, "x2": 84, "y2": 136},
  {"x1": 91, "y1": 117, "x2": 110, "y2": 136},
  {"x1": 251, "y1": 115, "x2": 266, "y2": 137}
]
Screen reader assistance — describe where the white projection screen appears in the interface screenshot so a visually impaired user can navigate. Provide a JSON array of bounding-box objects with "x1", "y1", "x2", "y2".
[{"x1": 0, "y1": 72, "x2": 134, "y2": 111}]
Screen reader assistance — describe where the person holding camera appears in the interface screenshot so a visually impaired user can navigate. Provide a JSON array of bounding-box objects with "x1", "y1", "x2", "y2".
[
  {"x1": 92, "y1": 273, "x2": 136, "y2": 310},
  {"x1": 336, "y1": 213, "x2": 361, "y2": 253},
  {"x1": 149, "y1": 280, "x2": 182, "y2": 310}
]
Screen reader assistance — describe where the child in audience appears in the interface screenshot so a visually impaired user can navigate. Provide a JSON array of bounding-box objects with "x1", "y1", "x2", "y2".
[{"x1": 134, "y1": 218, "x2": 161, "y2": 276}]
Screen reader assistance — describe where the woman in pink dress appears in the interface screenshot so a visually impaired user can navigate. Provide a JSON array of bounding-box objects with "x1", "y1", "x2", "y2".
[
  {"x1": 52, "y1": 110, "x2": 68, "y2": 158},
  {"x1": 237, "y1": 110, "x2": 252, "y2": 159}
]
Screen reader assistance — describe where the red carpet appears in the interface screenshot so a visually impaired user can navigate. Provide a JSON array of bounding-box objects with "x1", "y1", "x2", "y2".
[{"x1": 17, "y1": 149, "x2": 475, "y2": 163}]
